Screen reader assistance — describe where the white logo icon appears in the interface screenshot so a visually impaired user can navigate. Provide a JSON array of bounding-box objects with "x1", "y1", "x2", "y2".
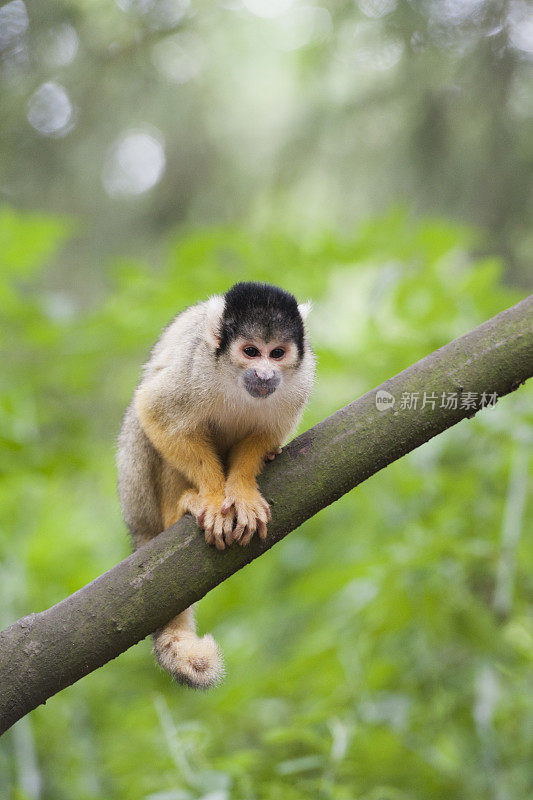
[{"x1": 375, "y1": 390, "x2": 395, "y2": 411}]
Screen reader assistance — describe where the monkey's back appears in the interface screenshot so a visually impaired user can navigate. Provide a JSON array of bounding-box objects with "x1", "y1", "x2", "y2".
[
  {"x1": 117, "y1": 402, "x2": 164, "y2": 547},
  {"x1": 117, "y1": 304, "x2": 209, "y2": 547}
]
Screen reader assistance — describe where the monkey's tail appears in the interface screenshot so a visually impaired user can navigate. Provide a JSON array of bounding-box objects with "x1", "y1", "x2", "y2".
[{"x1": 153, "y1": 612, "x2": 224, "y2": 690}]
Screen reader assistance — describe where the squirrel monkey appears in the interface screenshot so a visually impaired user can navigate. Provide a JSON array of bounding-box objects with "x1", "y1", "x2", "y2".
[{"x1": 117, "y1": 282, "x2": 315, "y2": 688}]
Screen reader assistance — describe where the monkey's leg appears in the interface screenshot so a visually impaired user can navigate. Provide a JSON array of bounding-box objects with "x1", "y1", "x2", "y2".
[
  {"x1": 152, "y1": 493, "x2": 224, "y2": 689},
  {"x1": 223, "y1": 432, "x2": 278, "y2": 546}
]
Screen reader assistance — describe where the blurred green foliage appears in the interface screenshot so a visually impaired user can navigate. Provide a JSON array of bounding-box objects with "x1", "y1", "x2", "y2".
[
  {"x1": 0, "y1": 207, "x2": 531, "y2": 800},
  {"x1": 1, "y1": 0, "x2": 533, "y2": 288}
]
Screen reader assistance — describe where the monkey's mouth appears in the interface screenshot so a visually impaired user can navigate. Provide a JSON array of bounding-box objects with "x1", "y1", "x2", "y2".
[
  {"x1": 243, "y1": 369, "x2": 281, "y2": 397},
  {"x1": 243, "y1": 371, "x2": 279, "y2": 398},
  {"x1": 245, "y1": 384, "x2": 277, "y2": 399}
]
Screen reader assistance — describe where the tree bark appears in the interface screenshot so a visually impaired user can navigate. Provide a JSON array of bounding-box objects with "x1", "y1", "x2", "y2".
[{"x1": 1, "y1": 296, "x2": 532, "y2": 735}]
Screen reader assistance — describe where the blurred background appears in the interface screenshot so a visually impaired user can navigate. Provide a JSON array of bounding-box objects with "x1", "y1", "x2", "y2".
[{"x1": 1, "y1": 1, "x2": 532, "y2": 798}]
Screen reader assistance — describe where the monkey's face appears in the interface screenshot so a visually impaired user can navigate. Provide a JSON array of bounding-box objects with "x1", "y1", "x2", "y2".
[
  {"x1": 212, "y1": 282, "x2": 311, "y2": 402},
  {"x1": 227, "y1": 337, "x2": 300, "y2": 399}
]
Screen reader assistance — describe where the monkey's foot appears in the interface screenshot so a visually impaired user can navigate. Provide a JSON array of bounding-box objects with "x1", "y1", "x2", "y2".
[
  {"x1": 221, "y1": 487, "x2": 271, "y2": 546},
  {"x1": 154, "y1": 631, "x2": 224, "y2": 689},
  {"x1": 181, "y1": 489, "x2": 235, "y2": 550},
  {"x1": 265, "y1": 446, "x2": 283, "y2": 462},
  {"x1": 177, "y1": 489, "x2": 204, "y2": 518}
]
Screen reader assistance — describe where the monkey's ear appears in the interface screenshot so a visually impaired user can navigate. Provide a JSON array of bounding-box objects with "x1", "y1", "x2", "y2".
[
  {"x1": 205, "y1": 295, "x2": 225, "y2": 348},
  {"x1": 298, "y1": 300, "x2": 313, "y2": 322}
]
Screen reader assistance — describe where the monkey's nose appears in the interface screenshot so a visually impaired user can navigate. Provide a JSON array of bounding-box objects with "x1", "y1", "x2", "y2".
[{"x1": 253, "y1": 368, "x2": 274, "y2": 381}]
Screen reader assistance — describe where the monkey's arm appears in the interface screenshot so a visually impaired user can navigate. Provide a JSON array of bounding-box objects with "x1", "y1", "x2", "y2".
[
  {"x1": 135, "y1": 382, "x2": 232, "y2": 549},
  {"x1": 222, "y1": 432, "x2": 279, "y2": 545}
]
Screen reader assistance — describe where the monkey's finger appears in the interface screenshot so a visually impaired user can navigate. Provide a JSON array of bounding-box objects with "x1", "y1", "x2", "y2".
[
  {"x1": 203, "y1": 510, "x2": 216, "y2": 535},
  {"x1": 239, "y1": 527, "x2": 253, "y2": 547},
  {"x1": 258, "y1": 498, "x2": 271, "y2": 519},
  {"x1": 245, "y1": 511, "x2": 257, "y2": 534},
  {"x1": 221, "y1": 496, "x2": 235, "y2": 515},
  {"x1": 232, "y1": 521, "x2": 246, "y2": 542},
  {"x1": 225, "y1": 508, "x2": 235, "y2": 529},
  {"x1": 197, "y1": 510, "x2": 206, "y2": 528},
  {"x1": 213, "y1": 513, "x2": 225, "y2": 542},
  {"x1": 214, "y1": 534, "x2": 226, "y2": 551},
  {"x1": 257, "y1": 519, "x2": 268, "y2": 540},
  {"x1": 234, "y1": 504, "x2": 252, "y2": 532},
  {"x1": 222, "y1": 514, "x2": 235, "y2": 544},
  {"x1": 204, "y1": 529, "x2": 215, "y2": 546},
  {"x1": 256, "y1": 507, "x2": 269, "y2": 527},
  {"x1": 235, "y1": 506, "x2": 248, "y2": 531}
]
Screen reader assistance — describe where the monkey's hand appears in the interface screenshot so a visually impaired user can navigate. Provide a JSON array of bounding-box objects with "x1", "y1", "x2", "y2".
[
  {"x1": 221, "y1": 486, "x2": 271, "y2": 547},
  {"x1": 179, "y1": 489, "x2": 235, "y2": 551}
]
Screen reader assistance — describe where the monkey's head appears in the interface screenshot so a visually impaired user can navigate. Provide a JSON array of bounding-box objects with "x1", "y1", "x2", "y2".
[{"x1": 206, "y1": 282, "x2": 312, "y2": 400}]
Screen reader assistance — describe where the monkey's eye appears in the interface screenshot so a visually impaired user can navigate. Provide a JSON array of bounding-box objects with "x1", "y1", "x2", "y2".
[
  {"x1": 243, "y1": 346, "x2": 260, "y2": 358},
  {"x1": 270, "y1": 348, "x2": 285, "y2": 360}
]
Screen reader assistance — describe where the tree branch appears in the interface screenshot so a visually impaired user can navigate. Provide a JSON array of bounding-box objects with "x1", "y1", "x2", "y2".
[{"x1": 1, "y1": 296, "x2": 532, "y2": 735}]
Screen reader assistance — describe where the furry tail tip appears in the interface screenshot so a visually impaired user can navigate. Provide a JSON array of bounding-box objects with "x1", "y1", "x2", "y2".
[{"x1": 154, "y1": 632, "x2": 224, "y2": 690}]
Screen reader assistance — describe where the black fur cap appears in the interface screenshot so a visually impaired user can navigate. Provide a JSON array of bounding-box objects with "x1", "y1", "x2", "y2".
[{"x1": 218, "y1": 282, "x2": 305, "y2": 358}]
